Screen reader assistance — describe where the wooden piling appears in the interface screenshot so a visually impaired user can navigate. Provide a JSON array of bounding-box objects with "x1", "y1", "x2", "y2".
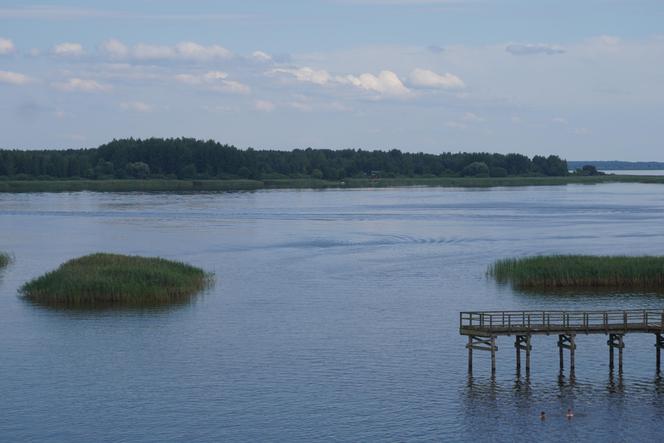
[
  {"x1": 570, "y1": 334, "x2": 576, "y2": 373},
  {"x1": 609, "y1": 339, "x2": 614, "y2": 371},
  {"x1": 558, "y1": 335, "x2": 564, "y2": 372},
  {"x1": 468, "y1": 335, "x2": 473, "y2": 373},
  {"x1": 491, "y1": 336, "x2": 496, "y2": 374},
  {"x1": 525, "y1": 335, "x2": 531, "y2": 374},
  {"x1": 618, "y1": 335, "x2": 624, "y2": 373},
  {"x1": 656, "y1": 333, "x2": 663, "y2": 373}
]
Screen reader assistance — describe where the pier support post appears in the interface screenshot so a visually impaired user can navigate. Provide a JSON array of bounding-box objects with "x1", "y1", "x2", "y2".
[
  {"x1": 656, "y1": 333, "x2": 664, "y2": 373},
  {"x1": 559, "y1": 335, "x2": 564, "y2": 372},
  {"x1": 491, "y1": 336, "x2": 496, "y2": 375},
  {"x1": 515, "y1": 335, "x2": 532, "y2": 375},
  {"x1": 570, "y1": 334, "x2": 576, "y2": 374},
  {"x1": 526, "y1": 335, "x2": 531, "y2": 373},
  {"x1": 465, "y1": 335, "x2": 498, "y2": 375},
  {"x1": 468, "y1": 335, "x2": 473, "y2": 373},
  {"x1": 608, "y1": 334, "x2": 625, "y2": 373},
  {"x1": 558, "y1": 334, "x2": 576, "y2": 375}
]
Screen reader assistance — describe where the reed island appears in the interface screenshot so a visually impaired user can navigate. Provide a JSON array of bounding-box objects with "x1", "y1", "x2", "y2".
[
  {"x1": 0, "y1": 252, "x2": 10, "y2": 269},
  {"x1": 21, "y1": 253, "x2": 209, "y2": 306},
  {"x1": 489, "y1": 255, "x2": 664, "y2": 289}
]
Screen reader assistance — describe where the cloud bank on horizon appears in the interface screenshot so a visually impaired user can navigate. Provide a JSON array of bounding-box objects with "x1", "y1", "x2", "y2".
[{"x1": 0, "y1": 0, "x2": 663, "y2": 160}]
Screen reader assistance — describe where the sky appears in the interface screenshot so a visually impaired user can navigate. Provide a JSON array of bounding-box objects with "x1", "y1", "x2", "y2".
[{"x1": 0, "y1": 0, "x2": 663, "y2": 160}]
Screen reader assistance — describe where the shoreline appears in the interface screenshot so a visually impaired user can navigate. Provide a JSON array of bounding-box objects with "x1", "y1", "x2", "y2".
[{"x1": 2, "y1": 175, "x2": 664, "y2": 193}]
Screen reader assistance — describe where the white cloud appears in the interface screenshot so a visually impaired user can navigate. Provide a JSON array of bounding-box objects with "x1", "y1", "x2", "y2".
[
  {"x1": 55, "y1": 78, "x2": 110, "y2": 92},
  {"x1": 338, "y1": 70, "x2": 410, "y2": 96},
  {"x1": 270, "y1": 65, "x2": 413, "y2": 97},
  {"x1": 270, "y1": 67, "x2": 332, "y2": 85},
  {"x1": 251, "y1": 50, "x2": 272, "y2": 62},
  {"x1": 120, "y1": 101, "x2": 153, "y2": 112},
  {"x1": 408, "y1": 68, "x2": 464, "y2": 89},
  {"x1": 175, "y1": 71, "x2": 249, "y2": 94},
  {"x1": 100, "y1": 39, "x2": 129, "y2": 58},
  {"x1": 445, "y1": 120, "x2": 466, "y2": 129},
  {"x1": 255, "y1": 100, "x2": 275, "y2": 112},
  {"x1": 204, "y1": 71, "x2": 228, "y2": 80},
  {"x1": 220, "y1": 79, "x2": 250, "y2": 94},
  {"x1": 343, "y1": 0, "x2": 462, "y2": 4},
  {"x1": 105, "y1": 40, "x2": 233, "y2": 61},
  {"x1": 0, "y1": 70, "x2": 30, "y2": 85},
  {"x1": 53, "y1": 42, "x2": 84, "y2": 56},
  {"x1": 175, "y1": 41, "x2": 232, "y2": 61},
  {"x1": 506, "y1": 43, "x2": 565, "y2": 56},
  {"x1": 133, "y1": 43, "x2": 175, "y2": 60},
  {"x1": 595, "y1": 35, "x2": 621, "y2": 46},
  {"x1": 462, "y1": 112, "x2": 484, "y2": 122},
  {"x1": 0, "y1": 37, "x2": 15, "y2": 54}
]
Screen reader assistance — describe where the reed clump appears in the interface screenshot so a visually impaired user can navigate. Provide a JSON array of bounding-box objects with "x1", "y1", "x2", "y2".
[
  {"x1": 21, "y1": 253, "x2": 210, "y2": 306},
  {"x1": 489, "y1": 255, "x2": 664, "y2": 289},
  {"x1": 0, "y1": 252, "x2": 10, "y2": 269}
]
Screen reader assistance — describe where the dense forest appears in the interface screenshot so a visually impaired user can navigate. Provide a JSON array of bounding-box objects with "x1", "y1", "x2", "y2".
[{"x1": 0, "y1": 138, "x2": 569, "y2": 180}]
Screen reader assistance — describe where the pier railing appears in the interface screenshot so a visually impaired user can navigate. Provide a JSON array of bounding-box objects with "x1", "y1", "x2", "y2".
[{"x1": 460, "y1": 309, "x2": 664, "y2": 335}]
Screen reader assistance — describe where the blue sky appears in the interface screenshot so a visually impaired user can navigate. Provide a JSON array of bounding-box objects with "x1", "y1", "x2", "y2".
[{"x1": 1, "y1": 0, "x2": 663, "y2": 160}]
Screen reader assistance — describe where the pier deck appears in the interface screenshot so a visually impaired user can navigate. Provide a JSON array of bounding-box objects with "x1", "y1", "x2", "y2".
[{"x1": 459, "y1": 309, "x2": 664, "y2": 375}]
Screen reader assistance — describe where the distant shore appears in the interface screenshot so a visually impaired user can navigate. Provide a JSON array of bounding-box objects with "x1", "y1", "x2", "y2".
[{"x1": 2, "y1": 174, "x2": 664, "y2": 193}]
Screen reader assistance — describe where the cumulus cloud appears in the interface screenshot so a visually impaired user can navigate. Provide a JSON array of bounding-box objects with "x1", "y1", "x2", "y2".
[
  {"x1": 0, "y1": 70, "x2": 30, "y2": 85},
  {"x1": 338, "y1": 70, "x2": 410, "y2": 96},
  {"x1": 251, "y1": 50, "x2": 272, "y2": 62},
  {"x1": 255, "y1": 100, "x2": 275, "y2": 112},
  {"x1": 100, "y1": 39, "x2": 233, "y2": 62},
  {"x1": 175, "y1": 41, "x2": 232, "y2": 60},
  {"x1": 100, "y1": 39, "x2": 129, "y2": 58},
  {"x1": 120, "y1": 101, "x2": 152, "y2": 112},
  {"x1": 462, "y1": 112, "x2": 484, "y2": 122},
  {"x1": 270, "y1": 67, "x2": 332, "y2": 85},
  {"x1": 175, "y1": 71, "x2": 250, "y2": 94},
  {"x1": 506, "y1": 43, "x2": 565, "y2": 56},
  {"x1": 53, "y1": 42, "x2": 84, "y2": 56},
  {"x1": 408, "y1": 68, "x2": 464, "y2": 89},
  {"x1": 0, "y1": 37, "x2": 15, "y2": 54},
  {"x1": 274, "y1": 67, "x2": 412, "y2": 97},
  {"x1": 55, "y1": 78, "x2": 110, "y2": 92},
  {"x1": 133, "y1": 43, "x2": 175, "y2": 60}
]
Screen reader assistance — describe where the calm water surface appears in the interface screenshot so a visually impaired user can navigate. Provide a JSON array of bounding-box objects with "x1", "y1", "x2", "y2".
[{"x1": 2, "y1": 183, "x2": 664, "y2": 442}]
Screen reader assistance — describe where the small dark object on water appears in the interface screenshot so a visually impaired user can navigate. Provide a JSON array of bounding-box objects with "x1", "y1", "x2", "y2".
[
  {"x1": 566, "y1": 408, "x2": 574, "y2": 419},
  {"x1": 540, "y1": 411, "x2": 546, "y2": 421}
]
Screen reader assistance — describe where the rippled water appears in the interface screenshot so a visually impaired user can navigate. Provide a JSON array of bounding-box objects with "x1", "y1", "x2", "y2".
[{"x1": 1, "y1": 183, "x2": 664, "y2": 442}]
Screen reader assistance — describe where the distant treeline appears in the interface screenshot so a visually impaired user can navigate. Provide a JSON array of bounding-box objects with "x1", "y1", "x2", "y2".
[
  {"x1": 0, "y1": 138, "x2": 569, "y2": 180},
  {"x1": 568, "y1": 161, "x2": 664, "y2": 171}
]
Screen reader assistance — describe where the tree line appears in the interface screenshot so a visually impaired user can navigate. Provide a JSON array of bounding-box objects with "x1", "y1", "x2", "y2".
[{"x1": 0, "y1": 138, "x2": 570, "y2": 180}]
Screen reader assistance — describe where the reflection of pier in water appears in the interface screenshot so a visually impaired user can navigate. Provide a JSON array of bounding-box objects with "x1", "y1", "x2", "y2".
[{"x1": 460, "y1": 310, "x2": 664, "y2": 376}]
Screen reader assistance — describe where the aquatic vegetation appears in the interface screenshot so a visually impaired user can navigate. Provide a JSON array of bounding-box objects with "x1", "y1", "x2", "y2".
[
  {"x1": 21, "y1": 253, "x2": 210, "y2": 306},
  {"x1": 0, "y1": 252, "x2": 10, "y2": 269},
  {"x1": 489, "y1": 255, "x2": 664, "y2": 289},
  {"x1": 3, "y1": 174, "x2": 664, "y2": 193}
]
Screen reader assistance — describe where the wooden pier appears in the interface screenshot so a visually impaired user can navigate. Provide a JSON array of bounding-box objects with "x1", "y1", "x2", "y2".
[{"x1": 460, "y1": 309, "x2": 664, "y2": 375}]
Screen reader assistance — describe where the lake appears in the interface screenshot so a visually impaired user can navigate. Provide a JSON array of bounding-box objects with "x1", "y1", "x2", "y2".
[
  {"x1": 2, "y1": 183, "x2": 664, "y2": 442},
  {"x1": 603, "y1": 170, "x2": 664, "y2": 176}
]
